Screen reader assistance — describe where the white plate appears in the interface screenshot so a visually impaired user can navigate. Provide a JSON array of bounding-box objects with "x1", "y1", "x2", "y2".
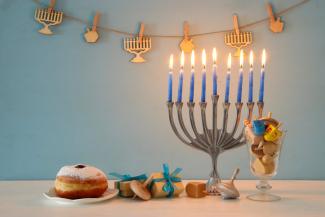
[{"x1": 43, "y1": 188, "x2": 119, "y2": 204}]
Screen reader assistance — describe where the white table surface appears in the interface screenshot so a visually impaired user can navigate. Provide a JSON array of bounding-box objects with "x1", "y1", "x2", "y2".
[{"x1": 0, "y1": 180, "x2": 324, "y2": 217}]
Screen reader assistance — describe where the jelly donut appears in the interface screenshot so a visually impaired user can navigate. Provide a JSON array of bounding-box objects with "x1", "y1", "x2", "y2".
[{"x1": 55, "y1": 164, "x2": 108, "y2": 199}]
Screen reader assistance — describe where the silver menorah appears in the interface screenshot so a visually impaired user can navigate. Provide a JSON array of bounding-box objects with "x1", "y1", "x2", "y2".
[{"x1": 167, "y1": 96, "x2": 264, "y2": 194}]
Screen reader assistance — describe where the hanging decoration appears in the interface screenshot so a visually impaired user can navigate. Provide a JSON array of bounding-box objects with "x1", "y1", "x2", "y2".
[
  {"x1": 224, "y1": 14, "x2": 253, "y2": 57},
  {"x1": 84, "y1": 12, "x2": 101, "y2": 43},
  {"x1": 34, "y1": 0, "x2": 63, "y2": 35},
  {"x1": 32, "y1": 0, "x2": 310, "y2": 61},
  {"x1": 179, "y1": 21, "x2": 195, "y2": 53},
  {"x1": 267, "y1": 3, "x2": 285, "y2": 33},
  {"x1": 123, "y1": 23, "x2": 152, "y2": 63}
]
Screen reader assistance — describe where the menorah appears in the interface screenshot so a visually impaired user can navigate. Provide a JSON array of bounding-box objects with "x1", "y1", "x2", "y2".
[
  {"x1": 123, "y1": 23, "x2": 152, "y2": 63},
  {"x1": 35, "y1": 8, "x2": 63, "y2": 35},
  {"x1": 167, "y1": 96, "x2": 264, "y2": 194},
  {"x1": 225, "y1": 15, "x2": 253, "y2": 57},
  {"x1": 124, "y1": 37, "x2": 152, "y2": 63}
]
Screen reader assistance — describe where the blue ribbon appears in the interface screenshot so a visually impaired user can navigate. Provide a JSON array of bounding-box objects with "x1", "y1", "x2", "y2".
[
  {"x1": 150, "y1": 163, "x2": 182, "y2": 198},
  {"x1": 109, "y1": 172, "x2": 147, "y2": 182}
]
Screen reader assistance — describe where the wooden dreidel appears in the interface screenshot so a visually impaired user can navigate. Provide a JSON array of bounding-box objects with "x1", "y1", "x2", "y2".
[
  {"x1": 216, "y1": 168, "x2": 240, "y2": 199},
  {"x1": 263, "y1": 141, "x2": 278, "y2": 155},
  {"x1": 179, "y1": 21, "x2": 195, "y2": 53},
  {"x1": 130, "y1": 175, "x2": 152, "y2": 201},
  {"x1": 84, "y1": 12, "x2": 100, "y2": 43},
  {"x1": 186, "y1": 182, "x2": 206, "y2": 198},
  {"x1": 253, "y1": 158, "x2": 275, "y2": 175},
  {"x1": 267, "y1": 3, "x2": 284, "y2": 33}
]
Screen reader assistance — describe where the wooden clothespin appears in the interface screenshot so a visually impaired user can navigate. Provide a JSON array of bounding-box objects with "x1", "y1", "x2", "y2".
[
  {"x1": 92, "y1": 12, "x2": 100, "y2": 32},
  {"x1": 138, "y1": 23, "x2": 145, "y2": 43},
  {"x1": 183, "y1": 21, "x2": 190, "y2": 41},
  {"x1": 84, "y1": 12, "x2": 100, "y2": 43},
  {"x1": 267, "y1": 3, "x2": 284, "y2": 33},
  {"x1": 233, "y1": 14, "x2": 240, "y2": 35},
  {"x1": 48, "y1": 0, "x2": 56, "y2": 12},
  {"x1": 179, "y1": 21, "x2": 194, "y2": 53}
]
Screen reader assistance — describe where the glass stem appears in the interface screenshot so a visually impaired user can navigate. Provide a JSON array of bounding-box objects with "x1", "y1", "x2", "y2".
[{"x1": 256, "y1": 178, "x2": 272, "y2": 193}]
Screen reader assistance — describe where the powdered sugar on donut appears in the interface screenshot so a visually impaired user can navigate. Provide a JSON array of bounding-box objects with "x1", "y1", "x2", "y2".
[{"x1": 57, "y1": 164, "x2": 107, "y2": 180}]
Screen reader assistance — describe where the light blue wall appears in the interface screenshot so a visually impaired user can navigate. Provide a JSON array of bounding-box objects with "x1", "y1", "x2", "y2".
[{"x1": 0, "y1": 0, "x2": 324, "y2": 180}]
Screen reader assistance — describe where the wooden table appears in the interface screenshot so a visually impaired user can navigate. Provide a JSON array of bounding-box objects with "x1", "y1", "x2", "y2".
[{"x1": 0, "y1": 180, "x2": 324, "y2": 217}]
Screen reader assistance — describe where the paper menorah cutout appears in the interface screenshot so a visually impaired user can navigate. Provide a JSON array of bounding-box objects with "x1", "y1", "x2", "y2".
[
  {"x1": 34, "y1": 0, "x2": 63, "y2": 35},
  {"x1": 123, "y1": 23, "x2": 152, "y2": 63},
  {"x1": 224, "y1": 15, "x2": 252, "y2": 56}
]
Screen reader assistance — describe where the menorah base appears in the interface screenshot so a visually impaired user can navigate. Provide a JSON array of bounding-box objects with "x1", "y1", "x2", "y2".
[
  {"x1": 39, "y1": 25, "x2": 53, "y2": 35},
  {"x1": 131, "y1": 55, "x2": 146, "y2": 63}
]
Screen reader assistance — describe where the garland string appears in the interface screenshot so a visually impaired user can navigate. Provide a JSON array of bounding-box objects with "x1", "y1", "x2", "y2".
[{"x1": 32, "y1": 0, "x2": 311, "y2": 38}]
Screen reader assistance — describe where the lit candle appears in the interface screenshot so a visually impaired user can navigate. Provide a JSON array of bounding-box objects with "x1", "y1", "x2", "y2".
[
  {"x1": 212, "y1": 48, "x2": 217, "y2": 96},
  {"x1": 237, "y1": 50, "x2": 244, "y2": 103},
  {"x1": 189, "y1": 50, "x2": 195, "y2": 102},
  {"x1": 258, "y1": 49, "x2": 266, "y2": 102},
  {"x1": 225, "y1": 53, "x2": 231, "y2": 103},
  {"x1": 201, "y1": 49, "x2": 207, "y2": 102},
  {"x1": 177, "y1": 51, "x2": 185, "y2": 102},
  {"x1": 248, "y1": 50, "x2": 254, "y2": 102},
  {"x1": 167, "y1": 54, "x2": 173, "y2": 102}
]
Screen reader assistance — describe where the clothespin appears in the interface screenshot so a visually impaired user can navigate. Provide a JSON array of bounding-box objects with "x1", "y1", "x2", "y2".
[
  {"x1": 138, "y1": 23, "x2": 145, "y2": 43},
  {"x1": 266, "y1": 2, "x2": 284, "y2": 33},
  {"x1": 233, "y1": 14, "x2": 240, "y2": 35},
  {"x1": 48, "y1": 0, "x2": 56, "y2": 12},
  {"x1": 183, "y1": 21, "x2": 190, "y2": 41},
  {"x1": 92, "y1": 12, "x2": 100, "y2": 32}
]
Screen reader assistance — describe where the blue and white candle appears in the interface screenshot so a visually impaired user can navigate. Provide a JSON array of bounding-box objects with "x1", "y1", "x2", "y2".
[
  {"x1": 212, "y1": 48, "x2": 218, "y2": 96},
  {"x1": 189, "y1": 50, "x2": 195, "y2": 102},
  {"x1": 177, "y1": 51, "x2": 185, "y2": 102},
  {"x1": 225, "y1": 53, "x2": 231, "y2": 103},
  {"x1": 201, "y1": 49, "x2": 207, "y2": 103},
  {"x1": 167, "y1": 54, "x2": 173, "y2": 102},
  {"x1": 237, "y1": 50, "x2": 244, "y2": 103},
  {"x1": 248, "y1": 51, "x2": 254, "y2": 102},
  {"x1": 258, "y1": 49, "x2": 266, "y2": 102}
]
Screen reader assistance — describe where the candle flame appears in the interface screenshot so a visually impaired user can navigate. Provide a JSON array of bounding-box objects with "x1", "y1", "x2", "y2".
[
  {"x1": 249, "y1": 50, "x2": 254, "y2": 67},
  {"x1": 202, "y1": 49, "x2": 206, "y2": 67},
  {"x1": 191, "y1": 50, "x2": 195, "y2": 67},
  {"x1": 262, "y1": 49, "x2": 266, "y2": 67},
  {"x1": 239, "y1": 50, "x2": 244, "y2": 68},
  {"x1": 180, "y1": 51, "x2": 185, "y2": 68},
  {"x1": 227, "y1": 53, "x2": 232, "y2": 70},
  {"x1": 212, "y1": 48, "x2": 217, "y2": 64},
  {"x1": 169, "y1": 54, "x2": 173, "y2": 71}
]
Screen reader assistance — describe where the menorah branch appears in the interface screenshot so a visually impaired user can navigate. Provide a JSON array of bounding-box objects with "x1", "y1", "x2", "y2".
[{"x1": 188, "y1": 103, "x2": 210, "y2": 149}]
